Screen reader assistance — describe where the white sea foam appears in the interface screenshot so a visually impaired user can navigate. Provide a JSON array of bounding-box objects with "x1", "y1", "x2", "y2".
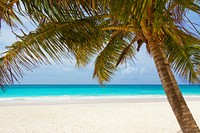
[{"x1": 0, "y1": 95, "x2": 199, "y2": 102}]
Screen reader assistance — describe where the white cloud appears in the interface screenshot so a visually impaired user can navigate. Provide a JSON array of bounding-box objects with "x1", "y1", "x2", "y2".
[
  {"x1": 120, "y1": 64, "x2": 146, "y2": 75},
  {"x1": 120, "y1": 63, "x2": 138, "y2": 75},
  {"x1": 62, "y1": 66, "x2": 71, "y2": 72},
  {"x1": 123, "y1": 67, "x2": 137, "y2": 74}
]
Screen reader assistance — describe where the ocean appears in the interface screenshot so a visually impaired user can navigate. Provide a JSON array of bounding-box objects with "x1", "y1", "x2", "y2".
[{"x1": 0, "y1": 85, "x2": 200, "y2": 99}]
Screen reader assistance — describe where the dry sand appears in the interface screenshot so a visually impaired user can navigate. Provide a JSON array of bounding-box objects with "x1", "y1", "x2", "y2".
[{"x1": 0, "y1": 98, "x2": 199, "y2": 133}]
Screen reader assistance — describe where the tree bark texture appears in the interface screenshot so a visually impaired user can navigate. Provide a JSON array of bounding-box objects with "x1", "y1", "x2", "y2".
[{"x1": 141, "y1": 21, "x2": 200, "y2": 133}]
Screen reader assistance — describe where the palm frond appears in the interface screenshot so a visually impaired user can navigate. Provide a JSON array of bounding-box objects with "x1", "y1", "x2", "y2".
[
  {"x1": 165, "y1": 30, "x2": 200, "y2": 83},
  {"x1": 0, "y1": 0, "x2": 23, "y2": 27},
  {"x1": 146, "y1": 0, "x2": 200, "y2": 41},
  {"x1": 164, "y1": 0, "x2": 200, "y2": 36},
  {"x1": 93, "y1": 31, "x2": 136, "y2": 83},
  {"x1": 18, "y1": 0, "x2": 105, "y2": 23},
  {"x1": 175, "y1": 0, "x2": 200, "y2": 14},
  {"x1": 0, "y1": 17, "x2": 103, "y2": 86},
  {"x1": 116, "y1": 35, "x2": 140, "y2": 67},
  {"x1": 18, "y1": 0, "x2": 150, "y2": 27}
]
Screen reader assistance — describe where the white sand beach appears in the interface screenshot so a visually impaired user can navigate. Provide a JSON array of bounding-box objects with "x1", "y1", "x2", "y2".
[{"x1": 0, "y1": 97, "x2": 199, "y2": 133}]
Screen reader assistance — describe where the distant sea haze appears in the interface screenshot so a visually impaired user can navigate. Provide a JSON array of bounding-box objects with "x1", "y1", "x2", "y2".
[{"x1": 0, "y1": 85, "x2": 200, "y2": 98}]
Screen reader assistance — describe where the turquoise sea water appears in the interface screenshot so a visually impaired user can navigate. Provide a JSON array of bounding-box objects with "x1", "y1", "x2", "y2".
[{"x1": 0, "y1": 85, "x2": 200, "y2": 98}]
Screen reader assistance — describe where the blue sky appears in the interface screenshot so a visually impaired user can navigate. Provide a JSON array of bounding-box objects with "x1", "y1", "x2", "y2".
[{"x1": 0, "y1": 12, "x2": 199, "y2": 85}]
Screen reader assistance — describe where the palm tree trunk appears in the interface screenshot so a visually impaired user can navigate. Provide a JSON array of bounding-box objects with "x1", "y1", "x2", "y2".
[{"x1": 141, "y1": 22, "x2": 200, "y2": 132}]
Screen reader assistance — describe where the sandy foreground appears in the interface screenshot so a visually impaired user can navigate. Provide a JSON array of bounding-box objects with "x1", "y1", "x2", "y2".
[{"x1": 0, "y1": 98, "x2": 199, "y2": 133}]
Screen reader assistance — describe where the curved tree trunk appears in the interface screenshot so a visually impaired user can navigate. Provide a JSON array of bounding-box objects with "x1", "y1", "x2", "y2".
[{"x1": 141, "y1": 21, "x2": 200, "y2": 132}]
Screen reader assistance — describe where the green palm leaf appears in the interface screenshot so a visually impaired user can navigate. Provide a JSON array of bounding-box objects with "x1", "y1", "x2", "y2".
[
  {"x1": 0, "y1": 0, "x2": 23, "y2": 27},
  {"x1": 18, "y1": 0, "x2": 150, "y2": 28},
  {"x1": 18, "y1": 0, "x2": 103, "y2": 23},
  {"x1": 0, "y1": 17, "x2": 103, "y2": 86},
  {"x1": 165, "y1": 30, "x2": 200, "y2": 83},
  {"x1": 93, "y1": 31, "x2": 136, "y2": 83}
]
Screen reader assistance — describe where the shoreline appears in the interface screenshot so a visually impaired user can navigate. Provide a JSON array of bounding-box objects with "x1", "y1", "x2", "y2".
[{"x1": 0, "y1": 95, "x2": 200, "y2": 107}]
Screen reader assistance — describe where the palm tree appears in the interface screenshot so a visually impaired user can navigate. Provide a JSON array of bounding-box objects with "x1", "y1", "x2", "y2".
[{"x1": 0, "y1": 0, "x2": 200, "y2": 132}]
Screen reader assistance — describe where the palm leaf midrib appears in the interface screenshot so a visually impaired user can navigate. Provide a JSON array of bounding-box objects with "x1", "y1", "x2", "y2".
[{"x1": 21, "y1": 19, "x2": 90, "y2": 45}]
